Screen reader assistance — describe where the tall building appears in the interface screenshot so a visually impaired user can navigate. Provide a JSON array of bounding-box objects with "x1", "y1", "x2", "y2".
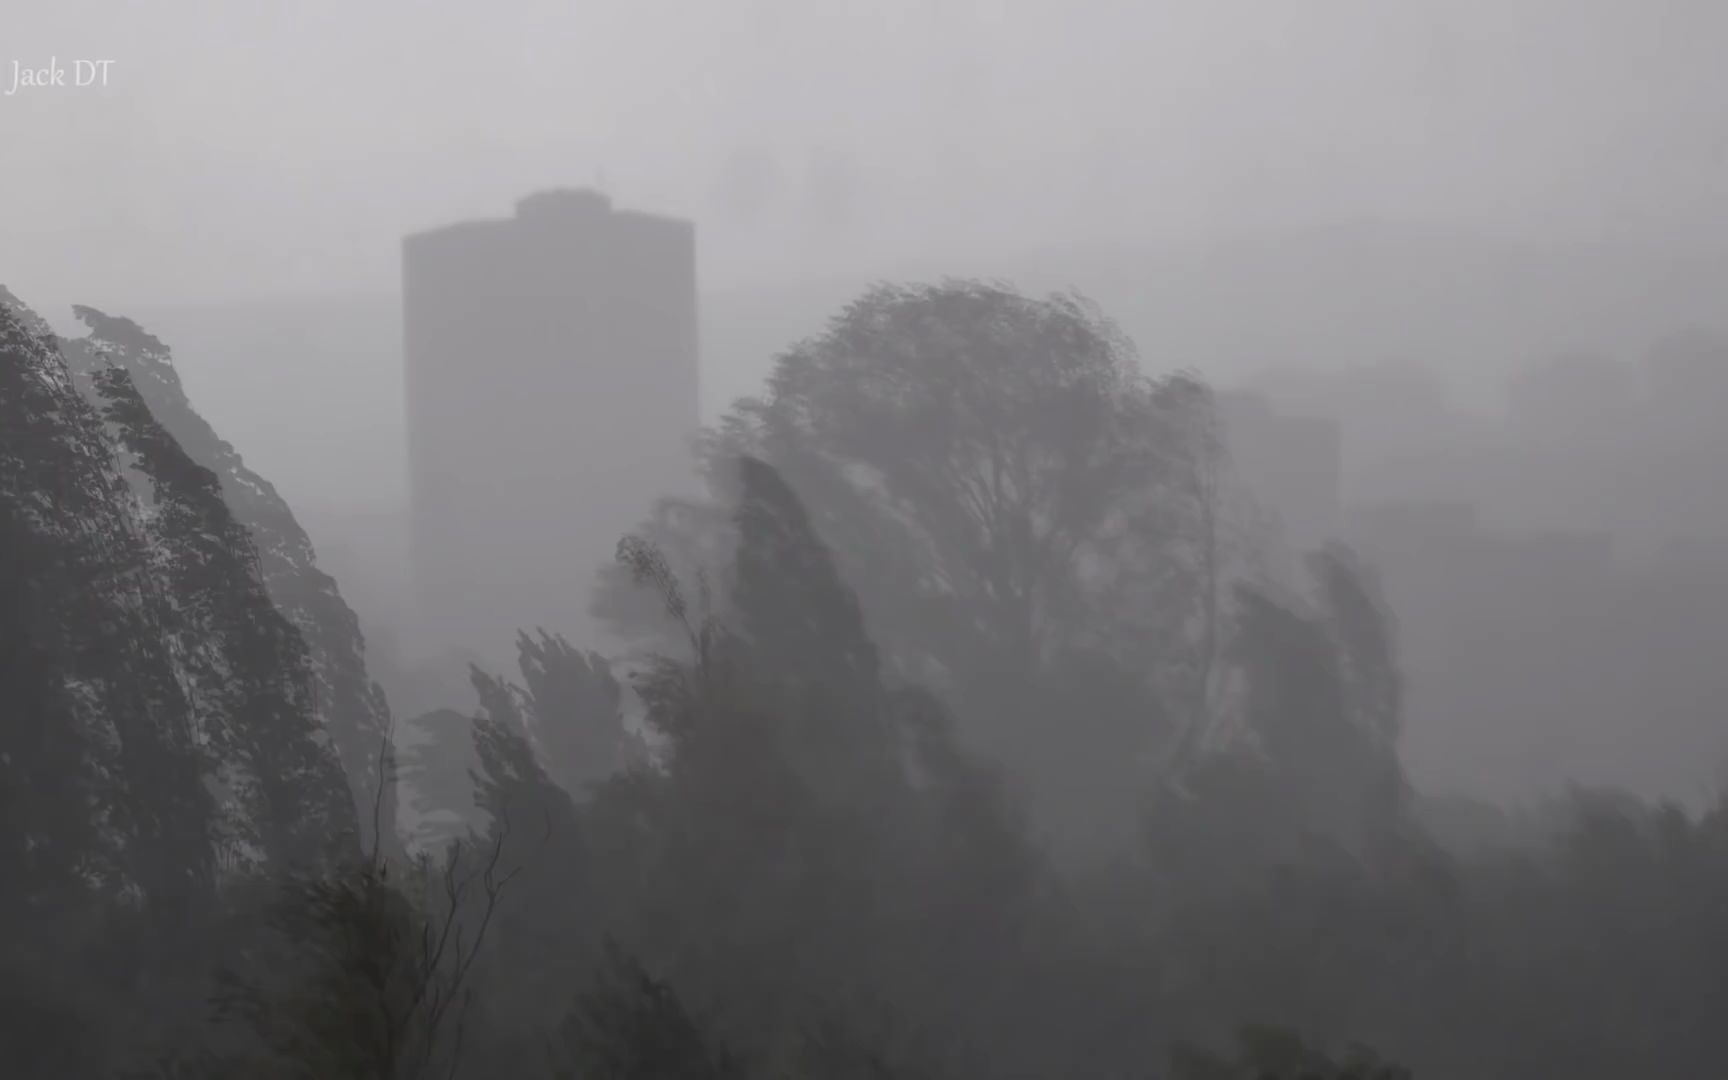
[{"x1": 403, "y1": 189, "x2": 698, "y2": 660}]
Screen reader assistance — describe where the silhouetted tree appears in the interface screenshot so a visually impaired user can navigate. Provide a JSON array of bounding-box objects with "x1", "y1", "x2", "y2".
[
  {"x1": 64, "y1": 305, "x2": 400, "y2": 858},
  {"x1": 94, "y1": 362, "x2": 358, "y2": 875},
  {"x1": 511, "y1": 629, "x2": 649, "y2": 796},
  {"x1": 397, "y1": 709, "x2": 484, "y2": 853},
  {"x1": 0, "y1": 290, "x2": 213, "y2": 913},
  {"x1": 1152, "y1": 545, "x2": 1422, "y2": 879},
  {"x1": 600, "y1": 280, "x2": 1219, "y2": 858},
  {"x1": 186, "y1": 776, "x2": 522, "y2": 1080},
  {"x1": 556, "y1": 944, "x2": 748, "y2": 1080}
]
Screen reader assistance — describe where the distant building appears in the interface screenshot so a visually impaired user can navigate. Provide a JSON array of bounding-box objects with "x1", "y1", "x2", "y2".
[
  {"x1": 1338, "y1": 496, "x2": 1652, "y2": 804},
  {"x1": 1345, "y1": 499, "x2": 1481, "y2": 560},
  {"x1": 1216, "y1": 389, "x2": 1342, "y2": 557},
  {"x1": 403, "y1": 189, "x2": 699, "y2": 660}
]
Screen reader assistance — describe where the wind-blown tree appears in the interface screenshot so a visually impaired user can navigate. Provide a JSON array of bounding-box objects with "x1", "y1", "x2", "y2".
[
  {"x1": 166, "y1": 814, "x2": 523, "y2": 1079},
  {"x1": 1310, "y1": 546, "x2": 1403, "y2": 760},
  {"x1": 1129, "y1": 546, "x2": 1453, "y2": 1072},
  {"x1": 385, "y1": 642, "x2": 620, "y2": 1063},
  {"x1": 396, "y1": 631, "x2": 642, "y2": 856},
  {"x1": 574, "y1": 454, "x2": 1039, "y2": 1077},
  {"x1": 92, "y1": 362, "x2": 359, "y2": 875},
  {"x1": 0, "y1": 288, "x2": 213, "y2": 921},
  {"x1": 0, "y1": 484, "x2": 95, "y2": 925},
  {"x1": 417, "y1": 661, "x2": 589, "y2": 1074},
  {"x1": 1148, "y1": 544, "x2": 1425, "y2": 886},
  {"x1": 555, "y1": 945, "x2": 750, "y2": 1080},
  {"x1": 0, "y1": 289, "x2": 359, "y2": 1073},
  {"x1": 1426, "y1": 786, "x2": 1728, "y2": 1079},
  {"x1": 554, "y1": 944, "x2": 943, "y2": 1080},
  {"x1": 511, "y1": 629, "x2": 648, "y2": 797},
  {"x1": 468, "y1": 664, "x2": 579, "y2": 847},
  {"x1": 61, "y1": 306, "x2": 400, "y2": 857},
  {"x1": 0, "y1": 293, "x2": 220, "y2": 1075},
  {"x1": 597, "y1": 280, "x2": 1221, "y2": 857},
  {"x1": 397, "y1": 708, "x2": 485, "y2": 853}
]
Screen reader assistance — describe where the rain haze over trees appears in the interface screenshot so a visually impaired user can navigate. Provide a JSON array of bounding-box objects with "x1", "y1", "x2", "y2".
[{"x1": 7, "y1": 2, "x2": 1728, "y2": 1077}]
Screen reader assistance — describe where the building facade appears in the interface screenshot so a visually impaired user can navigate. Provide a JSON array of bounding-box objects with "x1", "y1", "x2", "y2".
[
  {"x1": 403, "y1": 189, "x2": 698, "y2": 660},
  {"x1": 1216, "y1": 388, "x2": 1344, "y2": 559}
]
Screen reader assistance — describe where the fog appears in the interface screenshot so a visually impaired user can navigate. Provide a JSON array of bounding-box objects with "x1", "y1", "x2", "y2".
[
  {"x1": 11, "y1": 0, "x2": 1728, "y2": 303},
  {"x1": 12, "y1": 1, "x2": 1728, "y2": 460},
  {"x1": 7, "y1": 2, "x2": 1728, "y2": 1077},
  {"x1": 13, "y1": 1, "x2": 1728, "y2": 492}
]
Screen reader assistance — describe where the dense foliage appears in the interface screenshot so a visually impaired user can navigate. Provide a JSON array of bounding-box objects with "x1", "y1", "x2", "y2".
[{"x1": 4, "y1": 281, "x2": 1727, "y2": 1078}]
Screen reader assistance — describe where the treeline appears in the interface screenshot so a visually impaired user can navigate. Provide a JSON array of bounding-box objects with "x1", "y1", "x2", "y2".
[{"x1": 2, "y1": 282, "x2": 1726, "y2": 1078}]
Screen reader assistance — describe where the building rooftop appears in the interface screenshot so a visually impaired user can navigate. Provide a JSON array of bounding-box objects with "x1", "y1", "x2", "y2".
[
  {"x1": 514, "y1": 187, "x2": 613, "y2": 221},
  {"x1": 405, "y1": 188, "x2": 693, "y2": 245}
]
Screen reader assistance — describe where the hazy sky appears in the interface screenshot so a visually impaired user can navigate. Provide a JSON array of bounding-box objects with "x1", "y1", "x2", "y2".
[
  {"x1": 7, "y1": 0, "x2": 1728, "y2": 313},
  {"x1": 9, "y1": 0, "x2": 1728, "y2": 519}
]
